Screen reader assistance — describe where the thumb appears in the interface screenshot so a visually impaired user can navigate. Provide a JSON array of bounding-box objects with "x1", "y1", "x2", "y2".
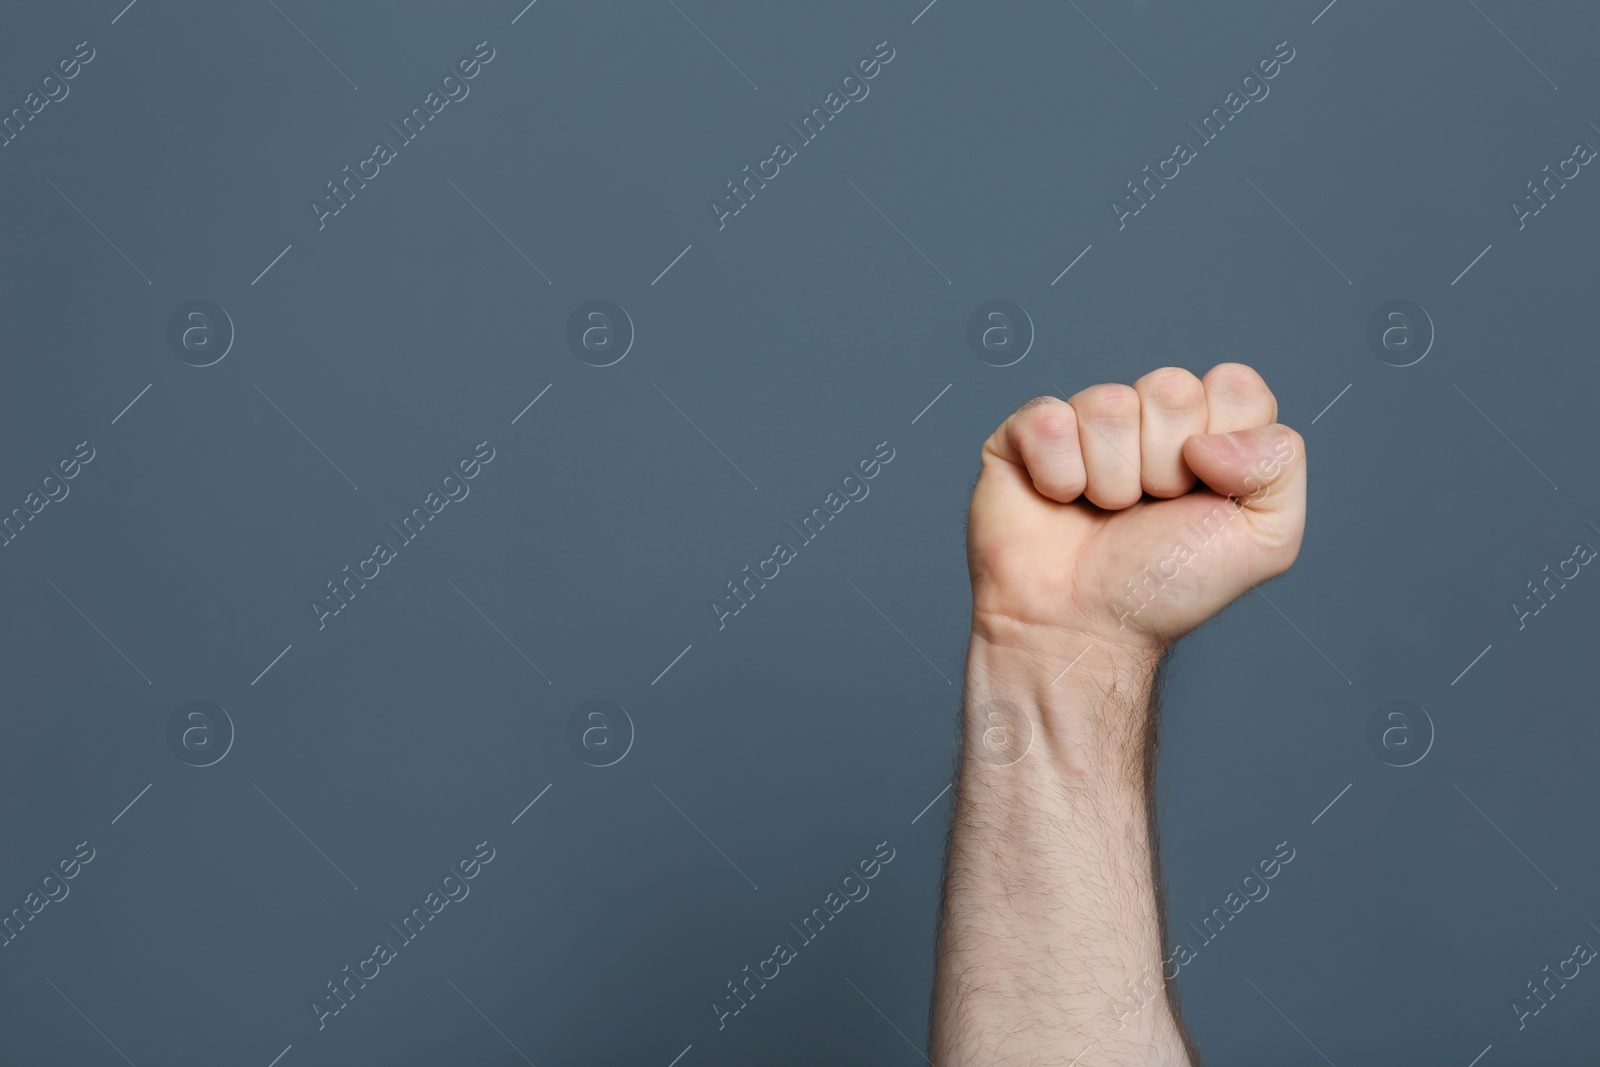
[{"x1": 1182, "y1": 424, "x2": 1307, "y2": 562}]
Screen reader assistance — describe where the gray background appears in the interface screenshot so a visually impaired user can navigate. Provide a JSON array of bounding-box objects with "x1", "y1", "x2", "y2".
[{"x1": 1, "y1": 0, "x2": 1597, "y2": 1064}]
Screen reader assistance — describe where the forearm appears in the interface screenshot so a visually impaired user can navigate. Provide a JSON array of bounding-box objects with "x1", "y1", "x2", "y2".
[{"x1": 931, "y1": 619, "x2": 1196, "y2": 1066}]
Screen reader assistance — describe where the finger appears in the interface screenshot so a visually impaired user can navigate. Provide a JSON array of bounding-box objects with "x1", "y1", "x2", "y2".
[
  {"x1": 1068, "y1": 383, "x2": 1142, "y2": 509},
  {"x1": 1133, "y1": 367, "x2": 1207, "y2": 498},
  {"x1": 981, "y1": 396, "x2": 1087, "y2": 503},
  {"x1": 1201, "y1": 363, "x2": 1277, "y2": 435},
  {"x1": 1183, "y1": 423, "x2": 1307, "y2": 570}
]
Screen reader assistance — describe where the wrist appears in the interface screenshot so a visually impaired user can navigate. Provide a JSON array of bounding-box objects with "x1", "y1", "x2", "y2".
[
  {"x1": 962, "y1": 616, "x2": 1162, "y2": 790},
  {"x1": 969, "y1": 604, "x2": 1167, "y2": 672}
]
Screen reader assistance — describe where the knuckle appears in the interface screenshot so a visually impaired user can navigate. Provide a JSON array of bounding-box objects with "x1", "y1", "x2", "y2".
[
  {"x1": 1073, "y1": 383, "x2": 1139, "y2": 420},
  {"x1": 1137, "y1": 367, "x2": 1203, "y2": 409},
  {"x1": 1205, "y1": 362, "x2": 1270, "y2": 402},
  {"x1": 1022, "y1": 403, "x2": 1076, "y2": 444}
]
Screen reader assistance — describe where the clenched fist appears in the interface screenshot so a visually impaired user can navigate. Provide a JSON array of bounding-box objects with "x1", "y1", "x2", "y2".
[{"x1": 967, "y1": 363, "x2": 1307, "y2": 660}]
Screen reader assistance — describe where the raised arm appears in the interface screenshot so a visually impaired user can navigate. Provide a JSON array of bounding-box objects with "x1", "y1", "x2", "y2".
[{"x1": 931, "y1": 365, "x2": 1307, "y2": 1066}]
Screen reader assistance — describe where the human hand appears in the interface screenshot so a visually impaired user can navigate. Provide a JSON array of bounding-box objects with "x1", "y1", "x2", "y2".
[{"x1": 967, "y1": 363, "x2": 1307, "y2": 665}]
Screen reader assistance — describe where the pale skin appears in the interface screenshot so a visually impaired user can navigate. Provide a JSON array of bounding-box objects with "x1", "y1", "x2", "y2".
[{"x1": 932, "y1": 363, "x2": 1307, "y2": 1066}]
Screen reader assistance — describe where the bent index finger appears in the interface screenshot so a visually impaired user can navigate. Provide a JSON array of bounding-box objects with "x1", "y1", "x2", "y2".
[{"x1": 982, "y1": 396, "x2": 1088, "y2": 504}]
